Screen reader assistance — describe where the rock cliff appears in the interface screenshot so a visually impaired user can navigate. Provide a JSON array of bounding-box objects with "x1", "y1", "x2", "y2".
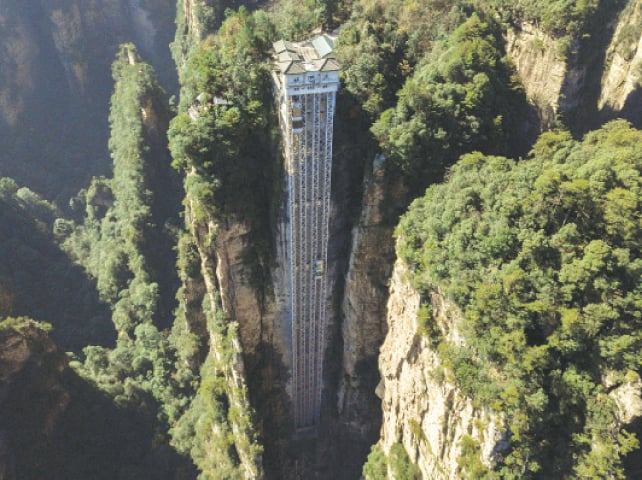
[
  {"x1": 0, "y1": 319, "x2": 69, "y2": 480},
  {"x1": 184, "y1": 196, "x2": 265, "y2": 479},
  {"x1": 505, "y1": 2, "x2": 642, "y2": 134},
  {"x1": 504, "y1": 20, "x2": 597, "y2": 133},
  {"x1": 374, "y1": 257, "x2": 642, "y2": 478},
  {"x1": 335, "y1": 157, "x2": 405, "y2": 457},
  {"x1": 505, "y1": 22, "x2": 567, "y2": 130},
  {"x1": 375, "y1": 261, "x2": 506, "y2": 478},
  {"x1": 0, "y1": 0, "x2": 176, "y2": 202},
  {"x1": 167, "y1": 1, "x2": 642, "y2": 477},
  {"x1": 599, "y1": 0, "x2": 642, "y2": 124}
]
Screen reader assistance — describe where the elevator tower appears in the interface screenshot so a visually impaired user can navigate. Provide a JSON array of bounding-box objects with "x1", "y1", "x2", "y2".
[{"x1": 272, "y1": 35, "x2": 340, "y2": 431}]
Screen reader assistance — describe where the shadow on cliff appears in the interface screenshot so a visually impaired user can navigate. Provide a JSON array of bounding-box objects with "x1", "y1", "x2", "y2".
[
  {"x1": 244, "y1": 342, "x2": 296, "y2": 479},
  {"x1": 0, "y1": 197, "x2": 114, "y2": 351},
  {"x1": 244, "y1": 343, "x2": 379, "y2": 480},
  {"x1": 560, "y1": 1, "x2": 629, "y2": 136},
  {"x1": 600, "y1": 86, "x2": 642, "y2": 128},
  {"x1": 0, "y1": 0, "x2": 179, "y2": 205},
  {"x1": 620, "y1": 87, "x2": 642, "y2": 127},
  {"x1": 3, "y1": 365, "x2": 195, "y2": 480},
  {"x1": 320, "y1": 88, "x2": 385, "y2": 480},
  {"x1": 319, "y1": 355, "x2": 383, "y2": 480},
  {"x1": 623, "y1": 416, "x2": 642, "y2": 477}
]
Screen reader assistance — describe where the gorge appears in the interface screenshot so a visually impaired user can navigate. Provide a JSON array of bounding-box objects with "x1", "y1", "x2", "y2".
[{"x1": 1, "y1": 0, "x2": 642, "y2": 479}]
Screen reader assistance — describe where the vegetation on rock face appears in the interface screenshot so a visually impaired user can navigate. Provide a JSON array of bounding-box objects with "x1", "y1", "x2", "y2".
[
  {"x1": 0, "y1": 0, "x2": 177, "y2": 205},
  {"x1": 0, "y1": 316, "x2": 194, "y2": 480},
  {"x1": 608, "y1": 0, "x2": 642, "y2": 62},
  {"x1": 480, "y1": 0, "x2": 623, "y2": 38},
  {"x1": 49, "y1": 45, "x2": 196, "y2": 477},
  {"x1": 336, "y1": 0, "x2": 469, "y2": 119},
  {"x1": 171, "y1": 0, "x2": 267, "y2": 74},
  {"x1": 168, "y1": 7, "x2": 273, "y2": 477},
  {"x1": 169, "y1": 6, "x2": 278, "y2": 297},
  {"x1": 397, "y1": 120, "x2": 642, "y2": 477},
  {"x1": 65, "y1": 43, "x2": 180, "y2": 336},
  {"x1": 363, "y1": 443, "x2": 421, "y2": 480},
  {"x1": 3, "y1": 0, "x2": 642, "y2": 478},
  {"x1": 169, "y1": 7, "x2": 276, "y2": 221},
  {"x1": 336, "y1": 1, "x2": 535, "y2": 199},
  {"x1": 0, "y1": 178, "x2": 112, "y2": 349},
  {"x1": 371, "y1": 12, "x2": 529, "y2": 193},
  {"x1": 171, "y1": 312, "x2": 262, "y2": 479}
]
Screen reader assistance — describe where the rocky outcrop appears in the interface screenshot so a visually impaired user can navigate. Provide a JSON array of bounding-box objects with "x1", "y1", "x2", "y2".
[
  {"x1": 173, "y1": 0, "x2": 206, "y2": 71},
  {"x1": 42, "y1": 0, "x2": 175, "y2": 98},
  {"x1": 213, "y1": 219, "x2": 284, "y2": 359},
  {"x1": 376, "y1": 261, "x2": 506, "y2": 479},
  {"x1": 505, "y1": 3, "x2": 642, "y2": 134},
  {"x1": 0, "y1": 319, "x2": 70, "y2": 479},
  {"x1": 599, "y1": 0, "x2": 642, "y2": 123},
  {"x1": 505, "y1": 22, "x2": 567, "y2": 130},
  {"x1": 187, "y1": 205, "x2": 265, "y2": 479},
  {"x1": 0, "y1": 320, "x2": 68, "y2": 407},
  {"x1": 173, "y1": 0, "x2": 248, "y2": 73},
  {"x1": 611, "y1": 380, "x2": 642, "y2": 426}
]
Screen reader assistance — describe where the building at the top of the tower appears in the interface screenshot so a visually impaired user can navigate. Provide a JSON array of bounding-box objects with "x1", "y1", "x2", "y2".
[{"x1": 272, "y1": 34, "x2": 340, "y2": 97}]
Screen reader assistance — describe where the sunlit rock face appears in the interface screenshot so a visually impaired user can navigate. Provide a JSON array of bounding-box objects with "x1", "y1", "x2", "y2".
[
  {"x1": 599, "y1": 0, "x2": 642, "y2": 125},
  {"x1": 375, "y1": 260, "x2": 505, "y2": 479},
  {"x1": 505, "y1": 21, "x2": 567, "y2": 130}
]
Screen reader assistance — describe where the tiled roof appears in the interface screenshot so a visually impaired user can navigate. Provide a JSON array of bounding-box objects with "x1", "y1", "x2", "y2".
[
  {"x1": 281, "y1": 61, "x2": 306, "y2": 74},
  {"x1": 273, "y1": 40, "x2": 296, "y2": 53},
  {"x1": 273, "y1": 35, "x2": 340, "y2": 75},
  {"x1": 278, "y1": 51, "x2": 300, "y2": 62},
  {"x1": 318, "y1": 58, "x2": 340, "y2": 72},
  {"x1": 311, "y1": 35, "x2": 334, "y2": 58}
]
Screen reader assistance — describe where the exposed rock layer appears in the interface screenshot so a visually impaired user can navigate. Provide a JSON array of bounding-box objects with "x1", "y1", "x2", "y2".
[
  {"x1": 336, "y1": 158, "x2": 405, "y2": 450},
  {"x1": 188, "y1": 207, "x2": 265, "y2": 479},
  {"x1": 377, "y1": 261, "x2": 505, "y2": 478},
  {"x1": 599, "y1": 0, "x2": 642, "y2": 124},
  {"x1": 505, "y1": 21, "x2": 567, "y2": 130},
  {"x1": 505, "y1": 4, "x2": 642, "y2": 133}
]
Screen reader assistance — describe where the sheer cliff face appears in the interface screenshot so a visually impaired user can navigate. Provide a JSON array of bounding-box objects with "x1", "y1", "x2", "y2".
[
  {"x1": 505, "y1": 22, "x2": 566, "y2": 130},
  {"x1": 0, "y1": 0, "x2": 176, "y2": 202},
  {"x1": 376, "y1": 261, "x2": 506, "y2": 478},
  {"x1": 172, "y1": 2, "x2": 642, "y2": 478},
  {"x1": 599, "y1": 0, "x2": 642, "y2": 124},
  {"x1": 366, "y1": 7, "x2": 642, "y2": 479},
  {"x1": 505, "y1": 0, "x2": 642, "y2": 134},
  {"x1": 377, "y1": 260, "x2": 642, "y2": 478},
  {"x1": 334, "y1": 159, "x2": 406, "y2": 460}
]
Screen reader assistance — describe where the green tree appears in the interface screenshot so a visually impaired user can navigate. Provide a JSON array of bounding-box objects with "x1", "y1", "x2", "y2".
[
  {"x1": 396, "y1": 120, "x2": 642, "y2": 477},
  {"x1": 371, "y1": 13, "x2": 529, "y2": 193}
]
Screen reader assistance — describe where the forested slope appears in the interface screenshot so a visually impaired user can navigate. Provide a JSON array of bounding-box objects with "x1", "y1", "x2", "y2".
[
  {"x1": 1, "y1": 45, "x2": 195, "y2": 479},
  {"x1": 390, "y1": 120, "x2": 642, "y2": 477},
  {"x1": 1, "y1": 0, "x2": 642, "y2": 478},
  {"x1": 0, "y1": 179, "x2": 112, "y2": 350},
  {"x1": 0, "y1": 0, "x2": 177, "y2": 204}
]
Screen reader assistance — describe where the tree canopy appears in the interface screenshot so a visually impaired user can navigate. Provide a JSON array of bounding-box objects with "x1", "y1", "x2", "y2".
[{"x1": 397, "y1": 120, "x2": 642, "y2": 477}]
